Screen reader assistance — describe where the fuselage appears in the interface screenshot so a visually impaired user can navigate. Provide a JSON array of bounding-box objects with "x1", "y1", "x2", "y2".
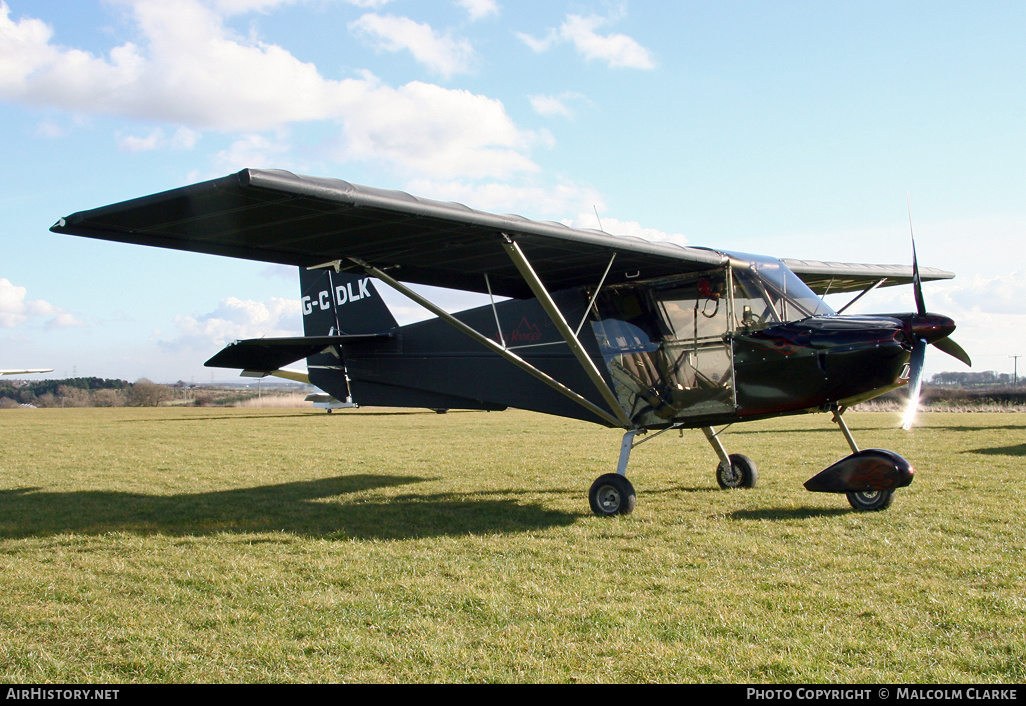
[{"x1": 316, "y1": 253, "x2": 951, "y2": 430}]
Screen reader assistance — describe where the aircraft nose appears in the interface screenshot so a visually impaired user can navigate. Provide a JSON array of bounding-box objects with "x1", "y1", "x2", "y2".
[{"x1": 910, "y1": 313, "x2": 956, "y2": 343}]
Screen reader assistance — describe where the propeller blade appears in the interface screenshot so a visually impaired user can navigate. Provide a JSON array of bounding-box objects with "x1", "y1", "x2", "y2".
[
  {"x1": 901, "y1": 338, "x2": 928, "y2": 430},
  {"x1": 932, "y1": 337, "x2": 972, "y2": 367},
  {"x1": 907, "y1": 192, "x2": 927, "y2": 316}
]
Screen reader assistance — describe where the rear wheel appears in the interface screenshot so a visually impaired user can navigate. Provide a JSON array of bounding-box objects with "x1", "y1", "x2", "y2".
[
  {"x1": 716, "y1": 454, "x2": 758, "y2": 489},
  {"x1": 846, "y1": 489, "x2": 894, "y2": 512},
  {"x1": 589, "y1": 474, "x2": 637, "y2": 517}
]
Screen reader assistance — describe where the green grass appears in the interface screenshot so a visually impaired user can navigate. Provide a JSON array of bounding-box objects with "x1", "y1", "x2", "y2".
[{"x1": 0, "y1": 407, "x2": 1023, "y2": 683}]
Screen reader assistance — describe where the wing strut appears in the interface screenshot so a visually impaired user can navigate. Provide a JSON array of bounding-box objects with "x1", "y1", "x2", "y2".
[
  {"x1": 500, "y1": 236, "x2": 634, "y2": 429},
  {"x1": 349, "y1": 257, "x2": 628, "y2": 429},
  {"x1": 836, "y1": 278, "x2": 888, "y2": 314},
  {"x1": 576, "y1": 253, "x2": 616, "y2": 337}
]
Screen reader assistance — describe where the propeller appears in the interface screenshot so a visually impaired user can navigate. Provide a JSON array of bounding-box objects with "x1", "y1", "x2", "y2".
[
  {"x1": 901, "y1": 335, "x2": 928, "y2": 430},
  {"x1": 900, "y1": 194, "x2": 970, "y2": 429}
]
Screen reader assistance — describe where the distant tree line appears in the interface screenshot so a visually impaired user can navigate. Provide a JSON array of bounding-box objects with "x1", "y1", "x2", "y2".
[
  {"x1": 0, "y1": 377, "x2": 171, "y2": 409},
  {"x1": 930, "y1": 371, "x2": 1017, "y2": 387}
]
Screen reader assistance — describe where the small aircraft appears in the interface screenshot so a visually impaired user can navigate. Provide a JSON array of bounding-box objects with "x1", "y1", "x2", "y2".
[
  {"x1": 51, "y1": 169, "x2": 970, "y2": 516},
  {"x1": 1, "y1": 369, "x2": 53, "y2": 376}
]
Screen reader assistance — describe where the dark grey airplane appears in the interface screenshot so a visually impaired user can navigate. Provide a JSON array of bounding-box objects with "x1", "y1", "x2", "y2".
[{"x1": 51, "y1": 169, "x2": 969, "y2": 516}]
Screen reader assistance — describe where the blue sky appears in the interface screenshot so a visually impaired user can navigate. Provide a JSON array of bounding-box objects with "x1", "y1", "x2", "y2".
[{"x1": 1, "y1": 0, "x2": 1023, "y2": 383}]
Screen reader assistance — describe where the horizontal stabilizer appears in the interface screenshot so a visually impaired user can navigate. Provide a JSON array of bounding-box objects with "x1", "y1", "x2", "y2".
[{"x1": 205, "y1": 334, "x2": 390, "y2": 371}]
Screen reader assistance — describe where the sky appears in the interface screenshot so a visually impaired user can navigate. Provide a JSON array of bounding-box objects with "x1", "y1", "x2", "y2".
[{"x1": 1, "y1": 0, "x2": 1024, "y2": 384}]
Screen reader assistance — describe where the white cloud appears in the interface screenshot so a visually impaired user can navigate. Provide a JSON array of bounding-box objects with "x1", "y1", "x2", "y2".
[
  {"x1": 946, "y1": 270, "x2": 1026, "y2": 317},
  {"x1": 518, "y1": 13, "x2": 655, "y2": 70},
  {"x1": 159, "y1": 295, "x2": 302, "y2": 352},
  {"x1": 349, "y1": 13, "x2": 475, "y2": 78},
  {"x1": 515, "y1": 29, "x2": 557, "y2": 54},
  {"x1": 560, "y1": 15, "x2": 655, "y2": 69},
  {"x1": 170, "y1": 126, "x2": 201, "y2": 149},
  {"x1": 0, "y1": 0, "x2": 331, "y2": 129},
  {"x1": 335, "y1": 79, "x2": 542, "y2": 179},
  {"x1": 35, "y1": 119, "x2": 68, "y2": 139},
  {"x1": 529, "y1": 92, "x2": 587, "y2": 119},
  {"x1": 455, "y1": 0, "x2": 499, "y2": 21},
  {"x1": 117, "y1": 125, "x2": 200, "y2": 152},
  {"x1": 210, "y1": 0, "x2": 395, "y2": 16},
  {"x1": 117, "y1": 128, "x2": 165, "y2": 152},
  {"x1": 0, "y1": 278, "x2": 84, "y2": 330},
  {"x1": 0, "y1": 1, "x2": 541, "y2": 180},
  {"x1": 564, "y1": 214, "x2": 689, "y2": 247},
  {"x1": 213, "y1": 131, "x2": 292, "y2": 171},
  {"x1": 529, "y1": 94, "x2": 572, "y2": 119}
]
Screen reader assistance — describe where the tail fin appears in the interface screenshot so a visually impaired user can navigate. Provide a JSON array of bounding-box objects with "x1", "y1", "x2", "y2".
[
  {"x1": 300, "y1": 267, "x2": 397, "y2": 337},
  {"x1": 205, "y1": 268, "x2": 396, "y2": 383}
]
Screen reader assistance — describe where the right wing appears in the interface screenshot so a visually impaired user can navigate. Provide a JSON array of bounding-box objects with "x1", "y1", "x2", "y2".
[{"x1": 783, "y1": 258, "x2": 953, "y2": 295}]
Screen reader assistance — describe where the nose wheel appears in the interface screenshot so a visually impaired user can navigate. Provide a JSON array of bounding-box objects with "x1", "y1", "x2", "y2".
[{"x1": 846, "y1": 489, "x2": 895, "y2": 512}]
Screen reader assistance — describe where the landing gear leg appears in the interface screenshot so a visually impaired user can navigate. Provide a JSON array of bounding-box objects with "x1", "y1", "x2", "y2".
[
  {"x1": 831, "y1": 405, "x2": 859, "y2": 454},
  {"x1": 588, "y1": 431, "x2": 638, "y2": 516},
  {"x1": 703, "y1": 426, "x2": 757, "y2": 489}
]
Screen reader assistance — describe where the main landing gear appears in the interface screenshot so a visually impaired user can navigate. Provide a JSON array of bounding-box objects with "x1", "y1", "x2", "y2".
[
  {"x1": 587, "y1": 430, "x2": 641, "y2": 517},
  {"x1": 587, "y1": 410, "x2": 913, "y2": 517},
  {"x1": 587, "y1": 425, "x2": 758, "y2": 517}
]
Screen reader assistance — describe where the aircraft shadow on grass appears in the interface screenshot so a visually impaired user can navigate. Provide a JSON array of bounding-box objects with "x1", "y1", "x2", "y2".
[
  {"x1": 0, "y1": 474, "x2": 577, "y2": 541},
  {"x1": 725, "y1": 507, "x2": 851, "y2": 521},
  {"x1": 967, "y1": 443, "x2": 1026, "y2": 457},
  {"x1": 114, "y1": 410, "x2": 454, "y2": 424}
]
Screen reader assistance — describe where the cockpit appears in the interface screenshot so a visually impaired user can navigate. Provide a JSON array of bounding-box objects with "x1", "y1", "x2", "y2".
[
  {"x1": 727, "y1": 251, "x2": 834, "y2": 329},
  {"x1": 589, "y1": 252, "x2": 832, "y2": 425}
]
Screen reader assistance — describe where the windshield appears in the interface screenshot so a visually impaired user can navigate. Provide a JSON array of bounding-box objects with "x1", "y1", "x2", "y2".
[{"x1": 725, "y1": 251, "x2": 833, "y2": 323}]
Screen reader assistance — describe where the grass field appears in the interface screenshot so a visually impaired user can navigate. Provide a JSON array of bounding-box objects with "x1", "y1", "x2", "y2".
[{"x1": 0, "y1": 406, "x2": 1022, "y2": 683}]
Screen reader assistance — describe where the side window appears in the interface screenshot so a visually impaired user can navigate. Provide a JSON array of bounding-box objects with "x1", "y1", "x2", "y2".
[
  {"x1": 731, "y1": 269, "x2": 781, "y2": 331},
  {"x1": 655, "y1": 274, "x2": 729, "y2": 344}
]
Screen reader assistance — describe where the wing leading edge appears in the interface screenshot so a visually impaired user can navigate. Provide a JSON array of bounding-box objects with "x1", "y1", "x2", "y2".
[
  {"x1": 783, "y1": 258, "x2": 954, "y2": 295},
  {"x1": 51, "y1": 169, "x2": 726, "y2": 299},
  {"x1": 51, "y1": 168, "x2": 953, "y2": 297}
]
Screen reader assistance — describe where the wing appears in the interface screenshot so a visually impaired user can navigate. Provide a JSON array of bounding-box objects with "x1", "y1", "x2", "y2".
[
  {"x1": 51, "y1": 169, "x2": 726, "y2": 299},
  {"x1": 783, "y1": 258, "x2": 954, "y2": 295},
  {"x1": 1, "y1": 369, "x2": 53, "y2": 376}
]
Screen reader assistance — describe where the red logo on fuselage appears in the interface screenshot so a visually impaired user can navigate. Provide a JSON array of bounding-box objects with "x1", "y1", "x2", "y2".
[{"x1": 509, "y1": 317, "x2": 543, "y2": 343}]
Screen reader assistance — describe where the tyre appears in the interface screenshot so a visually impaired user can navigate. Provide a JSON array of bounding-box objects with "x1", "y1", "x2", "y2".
[
  {"x1": 716, "y1": 454, "x2": 758, "y2": 489},
  {"x1": 846, "y1": 489, "x2": 894, "y2": 512},
  {"x1": 588, "y1": 473, "x2": 637, "y2": 517}
]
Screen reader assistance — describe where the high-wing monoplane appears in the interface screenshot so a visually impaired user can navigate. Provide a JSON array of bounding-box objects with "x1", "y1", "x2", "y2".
[{"x1": 51, "y1": 169, "x2": 970, "y2": 515}]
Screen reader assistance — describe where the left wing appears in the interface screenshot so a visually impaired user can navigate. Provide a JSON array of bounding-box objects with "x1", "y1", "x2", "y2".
[
  {"x1": 1, "y1": 369, "x2": 53, "y2": 376},
  {"x1": 51, "y1": 169, "x2": 726, "y2": 299}
]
